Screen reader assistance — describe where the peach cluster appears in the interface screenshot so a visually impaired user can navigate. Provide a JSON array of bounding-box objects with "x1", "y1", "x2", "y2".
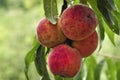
[{"x1": 36, "y1": 4, "x2": 98, "y2": 78}]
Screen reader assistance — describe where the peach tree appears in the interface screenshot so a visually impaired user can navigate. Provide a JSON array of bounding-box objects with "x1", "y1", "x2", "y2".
[{"x1": 24, "y1": 0, "x2": 120, "y2": 80}]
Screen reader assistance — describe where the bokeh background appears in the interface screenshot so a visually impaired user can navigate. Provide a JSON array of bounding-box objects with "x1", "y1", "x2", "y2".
[{"x1": 0, "y1": 0, "x2": 120, "y2": 80}]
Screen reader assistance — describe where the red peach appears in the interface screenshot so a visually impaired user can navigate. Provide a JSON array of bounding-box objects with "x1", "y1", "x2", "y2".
[
  {"x1": 36, "y1": 18, "x2": 66, "y2": 48},
  {"x1": 72, "y1": 31, "x2": 98, "y2": 57},
  {"x1": 48, "y1": 44, "x2": 82, "y2": 77},
  {"x1": 60, "y1": 4, "x2": 98, "y2": 40}
]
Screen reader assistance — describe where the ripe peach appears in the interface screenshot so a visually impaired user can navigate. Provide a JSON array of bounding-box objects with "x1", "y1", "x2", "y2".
[
  {"x1": 36, "y1": 18, "x2": 66, "y2": 48},
  {"x1": 60, "y1": 4, "x2": 98, "y2": 40},
  {"x1": 72, "y1": 31, "x2": 98, "y2": 57},
  {"x1": 48, "y1": 44, "x2": 82, "y2": 77}
]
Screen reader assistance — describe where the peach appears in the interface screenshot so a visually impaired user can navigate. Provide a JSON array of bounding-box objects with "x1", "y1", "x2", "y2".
[
  {"x1": 36, "y1": 18, "x2": 66, "y2": 48},
  {"x1": 48, "y1": 44, "x2": 82, "y2": 77},
  {"x1": 72, "y1": 31, "x2": 98, "y2": 57},
  {"x1": 60, "y1": 4, "x2": 98, "y2": 40}
]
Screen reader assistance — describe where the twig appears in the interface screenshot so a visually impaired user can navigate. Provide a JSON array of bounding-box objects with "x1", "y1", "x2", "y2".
[{"x1": 98, "y1": 53, "x2": 120, "y2": 60}]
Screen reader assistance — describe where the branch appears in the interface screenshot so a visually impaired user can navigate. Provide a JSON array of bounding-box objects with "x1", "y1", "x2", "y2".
[{"x1": 98, "y1": 53, "x2": 120, "y2": 60}]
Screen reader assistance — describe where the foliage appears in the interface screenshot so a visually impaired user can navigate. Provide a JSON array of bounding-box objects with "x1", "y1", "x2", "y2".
[
  {"x1": 24, "y1": 0, "x2": 120, "y2": 80},
  {"x1": 0, "y1": 0, "x2": 120, "y2": 80},
  {"x1": 43, "y1": 0, "x2": 58, "y2": 24},
  {"x1": 0, "y1": 2, "x2": 44, "y2": 80}
]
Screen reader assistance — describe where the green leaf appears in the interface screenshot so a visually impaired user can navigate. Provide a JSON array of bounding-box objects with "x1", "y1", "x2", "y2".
[
  {"x1": 66, "y1": 0, "x2": 73, "y2": 3},
  {"x1": 98, "y1": 0, "x2": 116, "y2": 11},
  {"x1": 106, "y1": 0, "x2": 116, "y2": 11},
  {"x1": 80, "y1": 0, "x2": 87, "y2": 4},
  {"x1": 97, "y1": 5, "x2": 112, "y2": 27},
  {"x1": 54, "y1": 75, "x2": 63, "y2": 80},
  {"x1": 113, "y1": 11, "x2": 120, "y2": 22},
  {"x1": 86, "y1": 68, "x2": 94, "y2": 80},
  {"x1": 88, "y1": 0, "x2": 105, "y2": 51},
  {"x1": 35, "y1": 45, "x2": 51, "y2": 80},
  {"x1": 64, "y1": 78, "x2": 73, "y2": 80},
  {"x1": 106, "y1": 58, "x2": 117, "y2": 80},
  {"x1": 24, "y1": 37, "x2": 40, "y2": 80},
  {"x1": 94, "y1": 59, "x2": 105, "y2": 80},
  {"x1": 66, "y1": 0, "x2": 73, "y2": 5},
  {"x1": 97, "y1": 0, "x2": 119, "y2": 35},
  {"x1": 115, "y1": 61, "x2": 120, "y2": 70},
  {"x1": 97, "y1": 18, "x2": 105, "y2": 52},
  {"x1": 73, "y1": 0, "x2": 80, "y2": 4},
  {"x1": 103, "y1": 21, "x2": 116, "y2": 46},
  {"x1": 116, "y1": 61, "x2": 120, "y2": 80},
  {"x1": 108, "y1": 11, "x2": 119, "y2": 35},
  {"x1": 98, "y1": 18, "x2": 105, "y2": 42},
  {"x1": 43, "y1": 0, "x2": 58, "y2": 24},
  {"x1": 74, "y1": 59, "x2": 86, "y2": 80},
  {"x1": 113, "y1": 11, "x2": 120, "y2": 34},
  {"x1": 117, "y1": 69, "x2": 120, "y2": 80},
  {"x1": 88, "y1": 0, "x2": 101, "y2": 15},
  {"x1": 45, "y1": 47, "x2": 50, "y2": 54},
  {"x1": 73, "y1": 70, "x2": 83, "y2": 80},
  {"x1": 114, "y1": 0, "x2": 120, "y2": 12},
  {"x1": 86, "y1": 56, "x2": 97, "y2": 80}
]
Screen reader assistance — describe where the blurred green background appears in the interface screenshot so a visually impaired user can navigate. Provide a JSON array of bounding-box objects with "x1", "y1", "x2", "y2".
[
  {"x1": 0, "y1": 0, "x2": 43, "y2": 80},
  {"x1": 0, "y1": 0, "x2": 120, "y2": 80}
]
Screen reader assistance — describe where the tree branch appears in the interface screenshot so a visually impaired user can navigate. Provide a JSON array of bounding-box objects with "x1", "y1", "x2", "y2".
[{"x1": 99, "y1": 54, "x2": 120, "y2": 60}]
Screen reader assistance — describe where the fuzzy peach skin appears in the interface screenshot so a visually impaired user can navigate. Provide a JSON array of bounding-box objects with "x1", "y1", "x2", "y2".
[
  {"x1": 36, "y1": 18, "x2": 66, "y2": 48},
  {"x1": 72, "y1": 31, "x2": 98, "y2": 57},
  {"x1": 60, "y1": 4, "x2": 98, "y2": 40},
  {"x1": 48, "y1": 44, "x2": 82, "y2": 77}
]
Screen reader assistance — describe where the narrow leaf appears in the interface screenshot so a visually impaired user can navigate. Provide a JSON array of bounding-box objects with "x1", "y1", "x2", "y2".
[
  {"x1": 86, "y1": 68, "x2": 94, "y2": 80},
  {"x1": 66, "y1": 0, "x2": 73, "y2": 3},
  {"x1": 97, "y1": 18, "x2": 105, "y2": 52},
  {"x1": 43, "y1": 0, "x2": 58, "y2": 24},
  {"x1": 113, "y1": 11, "x2": 120, "y2": 34},
  {"x1": 54, "y1": 75, "x2": 63, "y2": 80},
  {"x1": 73, "y1": 0, "x2": 80, "y2": 4},
  {"x1": 73, "y1": 70, "x2": 83, "y2": 80},
  {"x1": 74, "y1": 59, "x2": 86, "y2": 80},
  {"x1": 80, "y1": 0, "x2": 87, "y2": 4},
  {"x1": 63, "y1": 78, "x2": 73, "y2": 80},
  {"x1": 97, "y1": 4, "x2": 113, "y2": 25},
  {"x1": 24, "y1": 38, "x2": 40, "y2": 80},
  {"x1": 117, "y1": 69, "x2": 120, "y2": 80},
  {"x1": 106, "y1": 58, "x2": 117, "y2": 80},
  {"x1": 114, "y1": 0, "x2": 120, "y2": 12},
  {"x1": 97, "y1": 0, "x2": 119, "y2": 34},
  {"x1": 113, "y1": 11, "x2": 120, "y2": 22},
  {"x1": 106, "y1": 0, "x2": 116, "y2": 11},
  {"x1": 35, "y1": 46, "x2": 51, "y2": 80},
  {"x1": 108, "y1": 11, "x2": 119, "y2": 34},
  {"x1": 94, "y1": 59, "x2": 105, "y2": 80},
  {"x1": 45, "y1": 47, "x2": 50, "y2": 54},
  {"x1": 88, "y1": 0, "x2": 101, "y2": 16},
  {"x1": 103, "y1": 21, "x2": 116, "y2": 46},
  {"x1": 88, "y1": 0, "x2": 105, "y2": 51},
  {"x1": 116, "y1": 61, "x2": 120, "y2": 80},
  {"x1": 86, "y1": 56, "x2": 97, "y2": 80},
  {"x1": 98, "y1": 0, "x2": 116, "y2": 11}
]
